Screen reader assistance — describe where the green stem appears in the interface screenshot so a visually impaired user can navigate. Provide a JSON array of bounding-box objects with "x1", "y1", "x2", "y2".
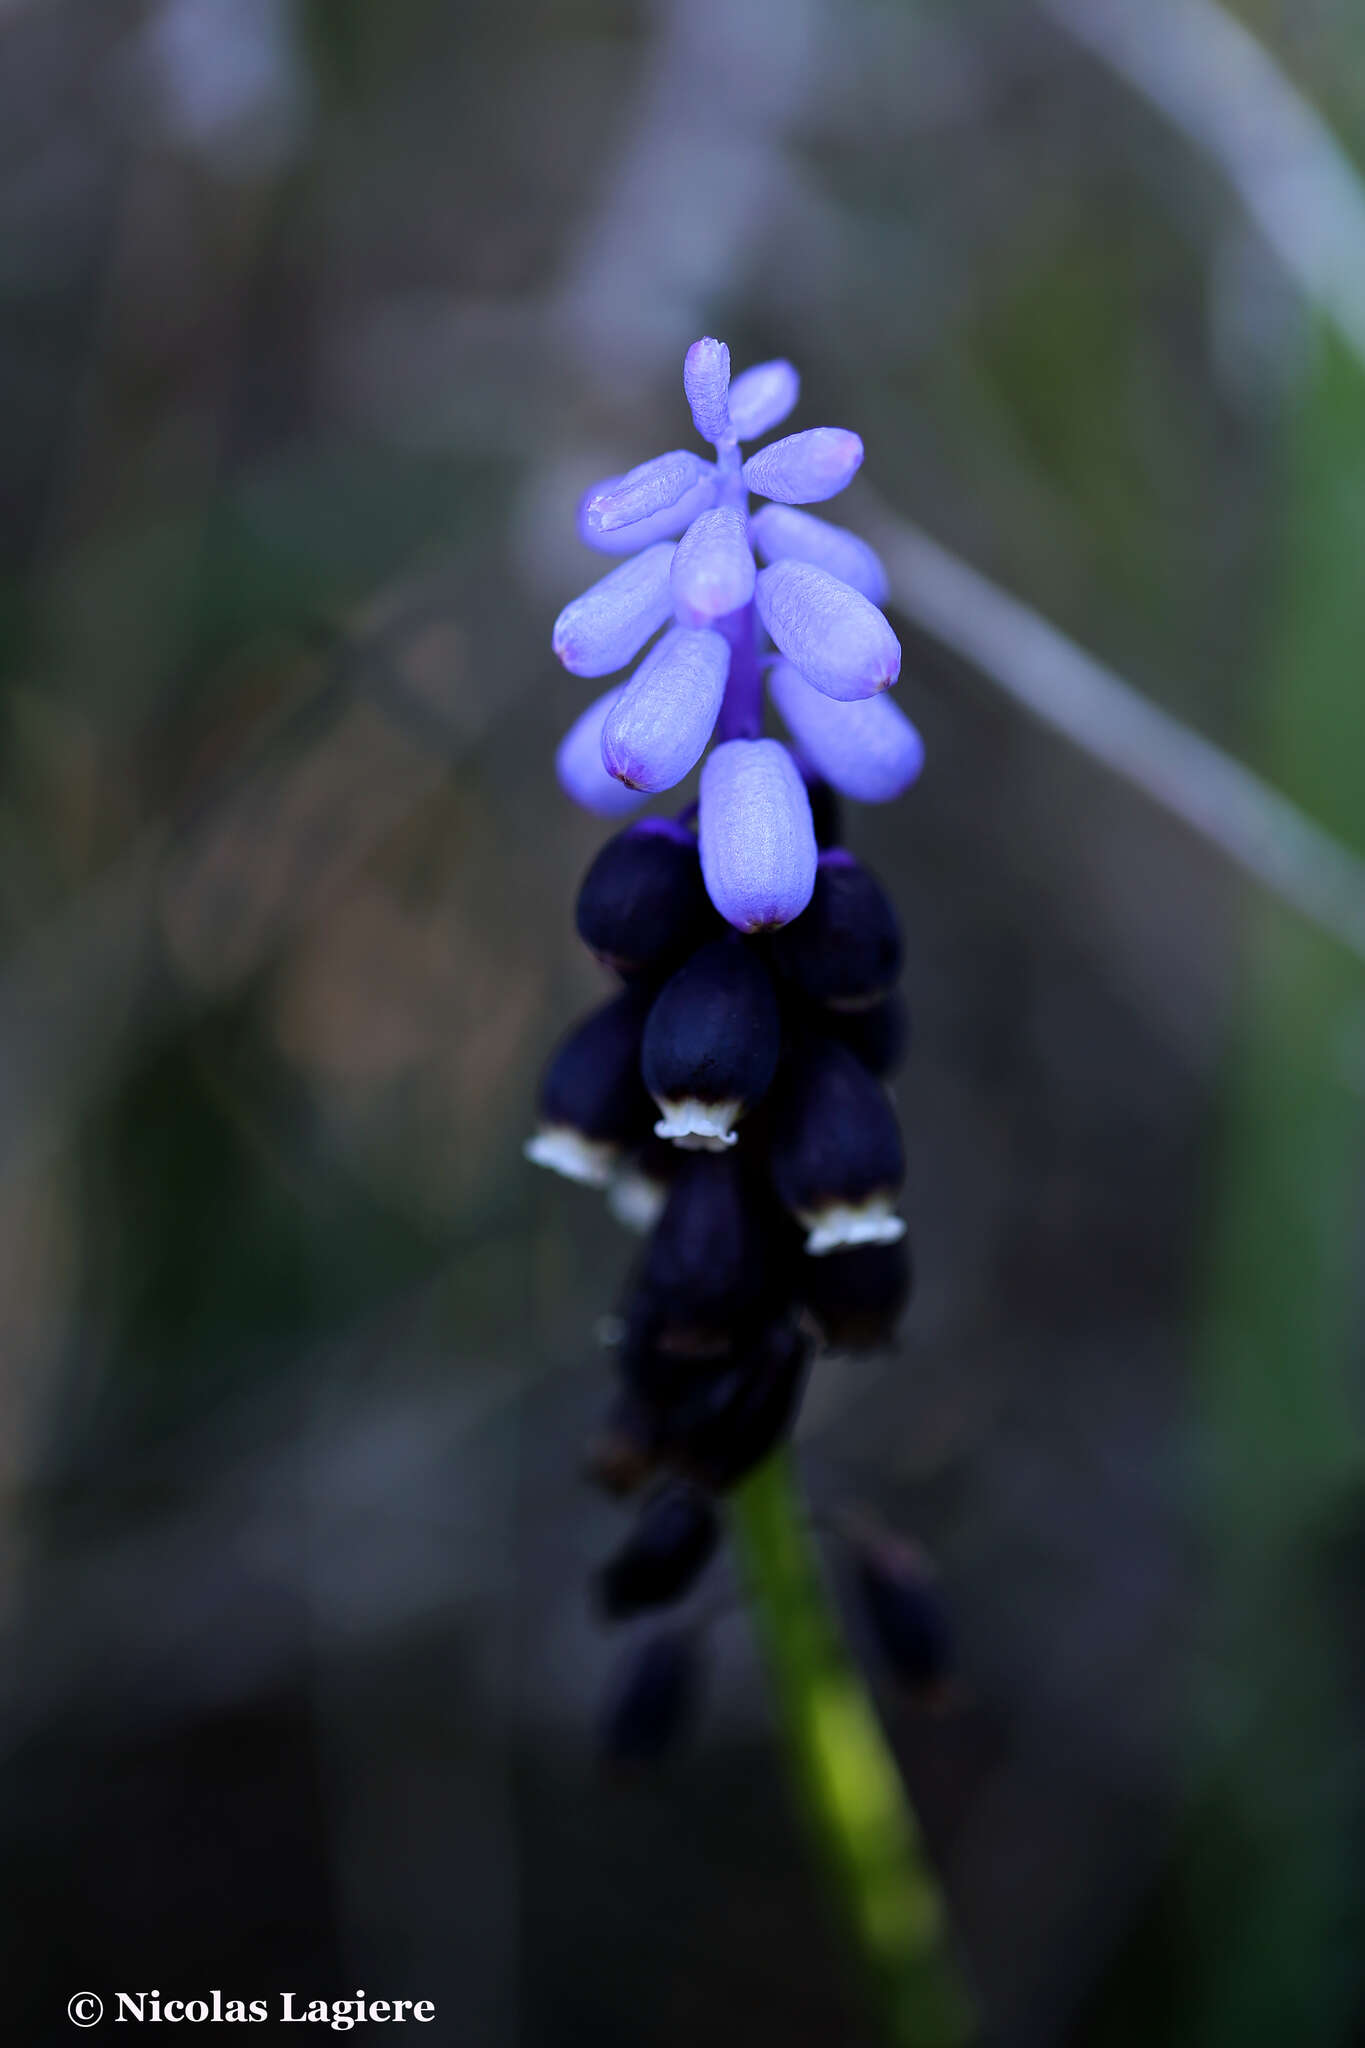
[{"x1": 731, "y1": 1450, "x2": 975, "y2": 2048}]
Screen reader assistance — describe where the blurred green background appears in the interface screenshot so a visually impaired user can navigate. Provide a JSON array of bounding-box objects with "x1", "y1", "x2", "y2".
[{"x1": 2, "y1": 1, "x2": 1363, "y2": 2042}]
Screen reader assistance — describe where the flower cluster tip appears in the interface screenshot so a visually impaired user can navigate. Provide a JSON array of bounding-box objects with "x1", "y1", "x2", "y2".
[{"x1": 553, "y1": 337, "x2": 922, "y2": 935}]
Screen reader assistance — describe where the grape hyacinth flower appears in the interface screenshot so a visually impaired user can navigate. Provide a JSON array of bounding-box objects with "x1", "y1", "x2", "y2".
[
  {"x1": 531, "y1": 334, "x2": 937, "y2": 1627},
  {"x1": 529, "y1": 339, "x2": 971, "y2": 2039},
  {"x1": 531, "y1": 334, "x2": 967, "y2": 1974}
]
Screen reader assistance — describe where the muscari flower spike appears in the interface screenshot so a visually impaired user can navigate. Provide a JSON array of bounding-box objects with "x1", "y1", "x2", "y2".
[{"x1": 533, "y1": 340, "x2": 945, "y2": 1754}]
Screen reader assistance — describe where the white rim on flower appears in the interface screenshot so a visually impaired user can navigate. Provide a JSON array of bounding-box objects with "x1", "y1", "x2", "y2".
[
  {"x1": 652, "y1": 1097, "x2": 741, "y2": 1151},
  {"x1": 802, "y1": 1199, "x2": 907, "y2": 1258},
  {"x1": 523, "y1": 1127, "x2": 617, "y2": 1188}
]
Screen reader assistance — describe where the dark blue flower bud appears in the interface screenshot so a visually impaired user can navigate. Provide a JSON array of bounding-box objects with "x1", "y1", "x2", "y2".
[
  {"x1": 600, "y1": 1630, "x2": 700, "y2": 1765},
  {"x1": 605, "y1": 1135, "x2": 682, "y2": 1235},
  {"x1": 853, "y1": 1534, "x2": 954, "y2": 1704},
  {"x1": 641, "y1": 1150, "x2": 777, "y2": 1328},
  {"x1": 617, "y1": 1290, "x2": 739, "y2": 1407},
  {"x1": 770, "y1": 851, "x2": 901, "y2": 1010},
  {"x1": 825, "y1": 990, "x2": 910, "y2": 1079},
  {"x1": 797, "y1": 1236, "x2": 913, "y2": 1350},
  {"x1": 524, "y1": 990, "x2": 654, "y2": 1187},
  {"x1": 575, "y1": 820, "x2": 713, "y2": 980},
  {"x1": 768, "y1": 1036, "x2": 906, "y2": 1254},
  {"x1": 668, "y1": 1314, "x2": 809, "y2": 1490},
  {"x1": 802, "y1": 774, "x2": 845, "y2": 853},
  {"x1": 642, "y1": 936, "x2": 781, "y2": 1149},
  {"x1": 583, "y1": 1389, "x2": 659, "y2": 1497},
  {"x1": 597, "y1": 1481, "x2": 720, "y2": 1618}
]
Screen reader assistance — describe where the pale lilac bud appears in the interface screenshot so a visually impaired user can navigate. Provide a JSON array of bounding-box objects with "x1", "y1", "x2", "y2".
[
  {"x1": 602, "y1": 628, "x2": 730, "y2": 793},
  {"x1": 749, "y1": 503, "x2": 889, "y2": 605},
  {"x1": 699, "y1": 739, "x2": 817, "y2": 932},
  {"x1": 579, "y1": 466, "x2": 717, "y2": 555},
  {"x1": 727, "y1": 359, "x2": 799, "y2": 441},
  {"x1": 582, "y1": 451, "x2": 713, "y2": 541},
  {"x1": 742, "y1": 428, "x2": 863, "y2": 505},
  {"x1": 755, "y1": 561, "x2": 900, "y2": 701},
  {"x1": 683, "y1": 337, "x2": 731, "y2": 444},
  {"x1": 556, "y1": 689, "x2": 649, "y2": 817},
  {"x1": 669, "y1": 507, "x2": 756, "y2": 628},
  {"x1": 769, "y1": 660, "x2": 923, "y2": 803},
  {"x1": 552, "y1": 543, "x2": 676, "y2": 678}
]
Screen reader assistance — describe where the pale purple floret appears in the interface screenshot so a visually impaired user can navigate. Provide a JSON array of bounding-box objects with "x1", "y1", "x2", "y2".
[
  {"x1": 727, "y1": 358, "x2": 799, "y2": 441},
  {"x1": 742, "y1": 428, "x2": 863, "y2": 506},
  {"x1": 749, "y1": 503, "x2": 889, "y2": 606},
  {"x1": 578, "y1": 467, "x2": 717, "y2": 556},
  {"x1": 755, "y1": 560, "x2": 900, "y2": 701},
  {"x1": 670, "y1": 506, "x2": 756, "y2": 628},
  {"x1": 683, "y1": 337, "x2": 732, "y2": 445},
  {"x1": 556, "y1": 689, "x2": 649, "y2": 817},
  {"x1": 552, "y1": 542, "x2": 676, "y2": 677},
  {"x1": 602, "y1": 627, "x2": 730, "y2": 792},
  {"x1": 581, "y1": 451, "x2": 712, "y2": 541},
  {"x1": 699, "y1": 738, "x2": 818, "y2": 932},
  {"x1": 769, "y1": 659, "x2": 924, "y2": 802}
]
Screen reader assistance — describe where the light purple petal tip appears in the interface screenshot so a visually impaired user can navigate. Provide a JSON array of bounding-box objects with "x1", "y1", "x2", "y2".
[
  {"x1": 601, "y1": 626, "x2": 729, "y2": 794},
  {"x1": 669, "y1": 506, "x2": 757, "y2": 628},
  {"x1": 556, "y1": 690, "x2": 650, "y2": 817},
  {"x1": 755, "y1": 560, "x2": 900, "y2": 702},
  {"x1": 769, "y1": 659, "x2": 924, "y2": 803},
  {"x1": 742, "y1": 427, "x2": 863, "y2": 505},
  {"x1": 749, "y1": 503, "x2": 888, "y2": 605},
  {"x1": 727, "y1": 359, "x2": 800, "y2": 442},
  {"x1": 699, "y1": 738, "x2": 818, "y2": 932},
  {"x1": 578, "y1": 466, "x2": 717, "y2": 556},
  {"x1": 552, "y1": 542, "x2": 676, "y2": 677},
  {"x1": 582, "y1": 450, "x2": 712, "y2": 540},
  {"x1": 683, "y1": 337, "x2": 732, "y2": 445}
]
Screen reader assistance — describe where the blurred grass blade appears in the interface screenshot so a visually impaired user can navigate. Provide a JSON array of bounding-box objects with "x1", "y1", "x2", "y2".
[
  {"x1": 1182, "y1": 326, "x2": 1365, "y2": 2045},
  {"x1": 866, "y1": 502, "x2": 1365, "y2": 962},
  {"x1": 1042, "y1": 0, "x2": 1365, "y2": 373}
]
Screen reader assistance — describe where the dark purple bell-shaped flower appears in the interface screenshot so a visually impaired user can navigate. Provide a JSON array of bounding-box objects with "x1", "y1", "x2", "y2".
[
  {"x1": 770, "y1": 850, "x2": 902, "y2": 1010},
  {"x1": 641, "y1": 1150, "x2": 777, "y2": 1329},
  {"x1": 575, "y1": 819, "x2": 713, "y2": 980},
  {"x1": 604, "y1": 1134, "x2": 682, "y2": 1236},
  {"x1": 642, "y1": 936, "x2": 781, "y2": 1150},
  {"x1": 801, "y1": 774, "x2": 845, "y2": 853},
  {"x1": 768, "y1": 1035, "x2": 906, "y2": 1255},
  {"x1": 600, "y1": 1630, "x2": 700, "y2": 1764},
  {"x1": 583, "y1": 1388, "x2": 660, "y2": 1498},
  {"x1": 668, "y1": 1313, "x2": 810, "y2": 1490},
  {"x1": 852, "y1": 1532, "x2": 954, "y2": 1705},
  {"x1": 523, "y1": 989, "x2": 655, "y2": 1187},
  {"x1": 825, "y1": 989, "x2": 910, "y2": 1079},
  {"x1": 597, "y1": 1481, "x2": 720, "y2": 1618},
  {"x1": 797, "y1": 1237, "x2": 913, "y2": 1351}
]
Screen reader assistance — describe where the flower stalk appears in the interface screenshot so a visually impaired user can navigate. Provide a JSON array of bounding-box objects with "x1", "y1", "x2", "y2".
[
  {"x1": 534, "y1": 335, "x2": 965, "y2": 2033},
  {"x1": 732, "y1": 1450, "x2": 975, "y2": 2048}
]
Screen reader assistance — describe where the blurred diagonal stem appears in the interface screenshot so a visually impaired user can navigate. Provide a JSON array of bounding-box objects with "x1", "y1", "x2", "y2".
[
  {"x1": 732, "y1": 1452, "x2": 974, "y2": 2047},
  {"x1": 1041, "y1": 0, "x2": 1365, "y2": 374},
  {"x1": 863, "y1": 500, "x2": 1365, "y2": 964}
]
